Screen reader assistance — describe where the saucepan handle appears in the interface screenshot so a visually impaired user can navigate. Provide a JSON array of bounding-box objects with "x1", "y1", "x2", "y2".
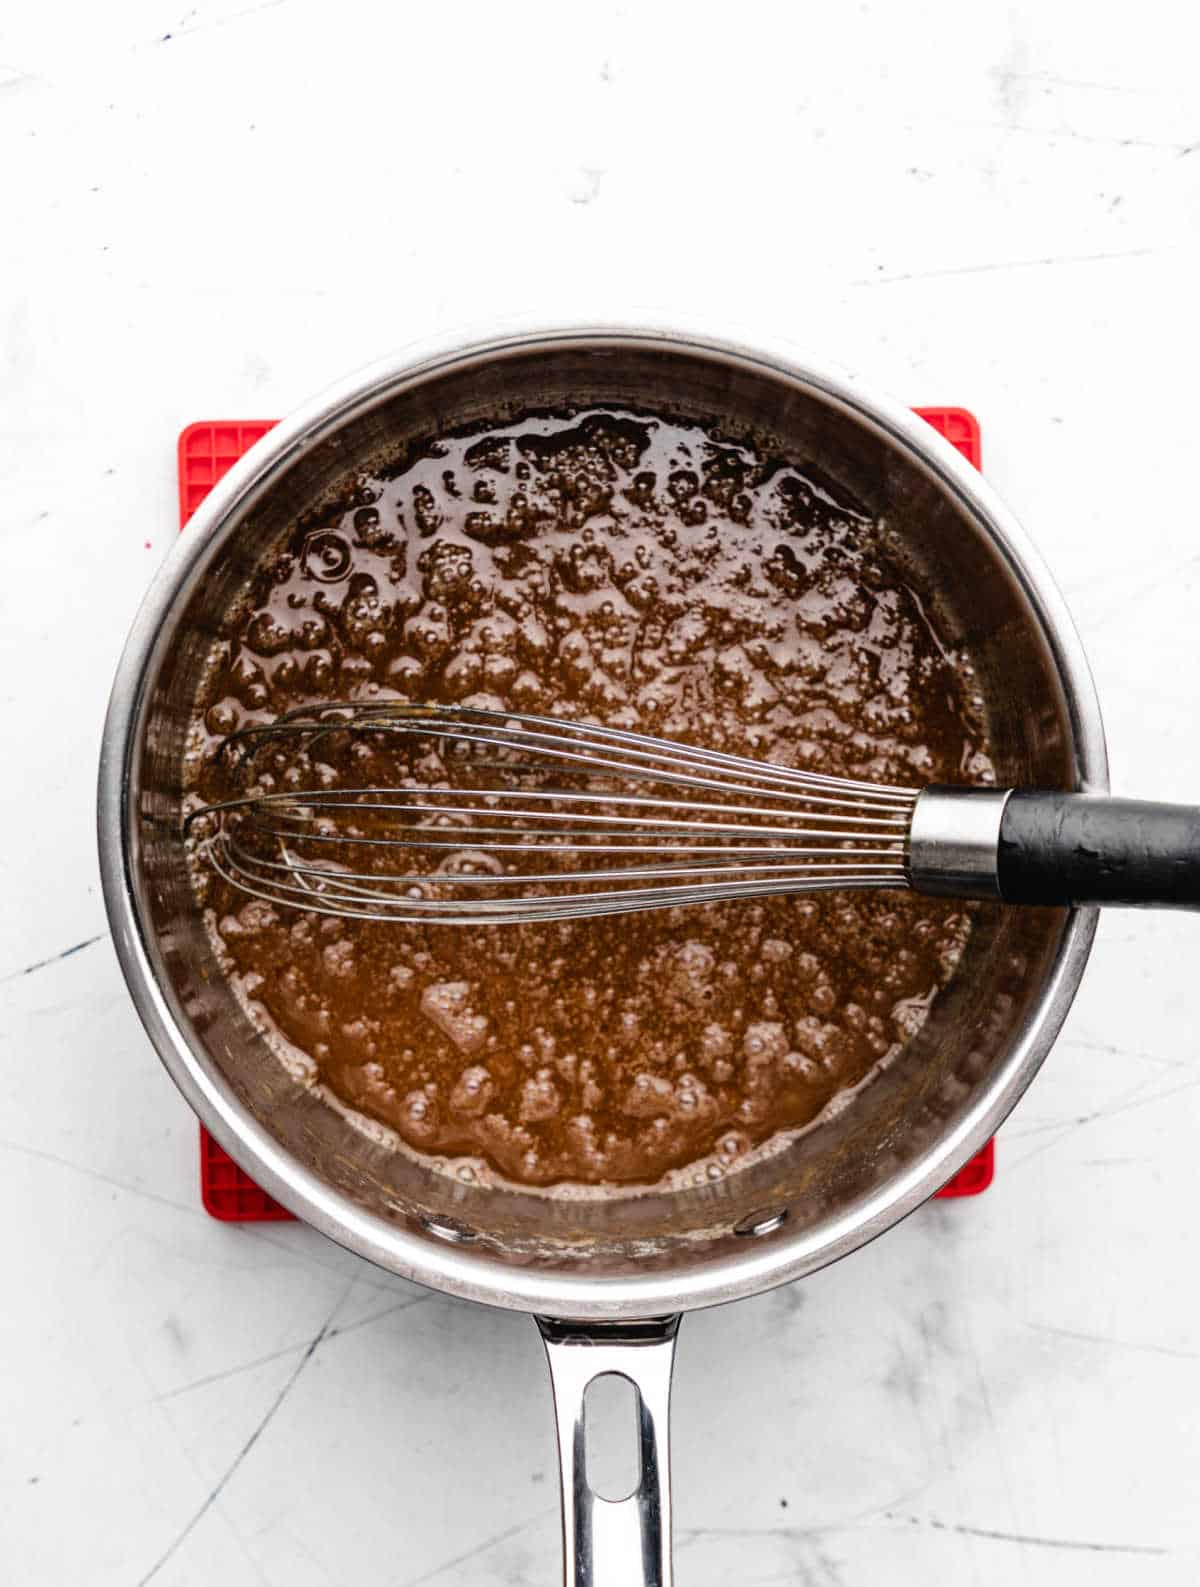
[{"x1": 536, "y1": 1314, "x2": 681, "y2": 1587}]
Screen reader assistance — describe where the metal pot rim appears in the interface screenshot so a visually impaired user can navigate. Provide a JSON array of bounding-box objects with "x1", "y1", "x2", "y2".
[{"x1": 98, "y1": 322, "x2": 1107, "y2": 1318}]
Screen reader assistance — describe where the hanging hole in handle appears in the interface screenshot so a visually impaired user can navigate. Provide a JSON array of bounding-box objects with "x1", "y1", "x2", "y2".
[{"x1": 584, "y1": 1372, "x2": 642, "y2": 1503}]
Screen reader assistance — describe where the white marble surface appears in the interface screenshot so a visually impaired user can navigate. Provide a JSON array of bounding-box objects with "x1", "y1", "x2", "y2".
[{"x1": 4, "y1": 2, "x2": 1200, "y2": 1581}]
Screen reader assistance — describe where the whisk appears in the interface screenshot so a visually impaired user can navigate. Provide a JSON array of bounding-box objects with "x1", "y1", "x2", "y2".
[{"x1": 186, "y1": 702, "x2": 1200, "y2": 924}]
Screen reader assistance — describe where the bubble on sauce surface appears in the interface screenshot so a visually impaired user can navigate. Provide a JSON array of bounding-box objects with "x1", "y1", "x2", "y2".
[{"x1": 420, "y1": 981, "x2": 490, "y2": 1055}]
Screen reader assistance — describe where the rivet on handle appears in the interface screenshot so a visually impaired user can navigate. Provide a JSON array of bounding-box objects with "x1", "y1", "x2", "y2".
[
  {"x1": 733, "y1": 1206, "x2": 789, "y2": 1238},
  {"x1": 420, "y1": 1213, "x2": 477, "y2": 1244}
]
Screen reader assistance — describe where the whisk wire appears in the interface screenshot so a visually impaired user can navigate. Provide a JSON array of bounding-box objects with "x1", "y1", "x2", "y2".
[{"x1": 190, "y1": 703, "x2": 917, "y2": 924}]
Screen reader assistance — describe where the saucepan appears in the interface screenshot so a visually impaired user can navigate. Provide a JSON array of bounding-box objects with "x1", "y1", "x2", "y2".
[{"x1": 98, "y1": 327, "x2": 1106, "y2": 1584}]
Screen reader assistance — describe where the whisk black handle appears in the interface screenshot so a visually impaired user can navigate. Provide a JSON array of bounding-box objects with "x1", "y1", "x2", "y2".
[{"x1": 997, "y1": 793, "x2": 1200, "y2": 909}]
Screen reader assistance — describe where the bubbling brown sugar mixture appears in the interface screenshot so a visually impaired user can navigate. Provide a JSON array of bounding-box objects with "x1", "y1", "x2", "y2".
[{"x1": 188, "y1": 409, "x2": 993, "y2": 1190}]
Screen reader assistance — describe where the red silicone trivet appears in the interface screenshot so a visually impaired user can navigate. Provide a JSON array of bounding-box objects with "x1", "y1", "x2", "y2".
[{"x1": 181, "y1": 407, "x2": 993, "y2": 1220}]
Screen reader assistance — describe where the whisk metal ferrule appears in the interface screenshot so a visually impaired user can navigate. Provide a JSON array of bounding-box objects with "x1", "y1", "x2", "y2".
[{"x1": 906, "y1": 787, "x2": 1010, "y2": 900}]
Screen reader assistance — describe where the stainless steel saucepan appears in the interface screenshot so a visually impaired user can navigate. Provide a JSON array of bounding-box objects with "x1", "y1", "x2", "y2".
[{"x1": 98, "y1": 327, "x2": 1106, "y2": 1585}]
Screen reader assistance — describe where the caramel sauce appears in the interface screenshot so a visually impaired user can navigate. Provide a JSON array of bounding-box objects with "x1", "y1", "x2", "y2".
[{"x1": 188, "y1": 410, "x2": 991, "y2": 1188}]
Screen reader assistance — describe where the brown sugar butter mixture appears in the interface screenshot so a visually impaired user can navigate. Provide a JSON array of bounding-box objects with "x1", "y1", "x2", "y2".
[{"x1": 189, "y1": 409, "x2": 994, "y2": 1191}]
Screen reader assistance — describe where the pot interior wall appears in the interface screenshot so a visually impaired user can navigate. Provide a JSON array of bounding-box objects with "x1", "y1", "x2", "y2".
[{"x1": 131, "y1": 341, "x2": 1078, "y2": 1281}]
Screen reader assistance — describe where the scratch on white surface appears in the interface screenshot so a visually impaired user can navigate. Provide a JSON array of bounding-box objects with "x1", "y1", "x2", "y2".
[
  {"x1": 290, "y1": 1531, "x2": 340, "y2": 1585},
  {"x1": 858, "y1": 247, "x2": 1158, "y2": 286},
  {"x1": 675, "y1": 1473, "x2": 949, "y2": 1549},
  {"x1": 993, "y1": 69, "x2": 1153, "y2": 97},
  {"x1": 0, "y1": 931, "x2": 107, "y2": 982},
  {"x1": 673, "y1": 1523, "x2": 853, "y2": 1587},
  {"x1": 0, "y1": 1135, "x2": 199, "y2": 1214},
  {"x1": 326, "y1": 1289, "x2": 442, "y2": 1337},
  {"x1": 395, "y1": 1505, "x2": 557, "y2": 1587},
  {"x1": 136, "y1": 1275, "x2": 357, "y2": 1585},
  {"x1": 144, "y1": 0, "x2": 289, "y2": 47},
  {"x1": 151, "y1": 1339, "x2": 335, "y2": 1405},
  {"x1": 1005, "y1": 1056, "x2": 1171, "y2": 1141},
  {"x1": 1006, "y1": 1074, "x2": 1200, "y2": 1172},
  {"x1": 678, "y1": 1527, "x2": 863, "y2": 1584},
  {"x1": 0, "y1": 64, "x2": 39, "y2": 90},
  {"x1": 961, "y1": 1302, "x2": 1024, "y2": 1557},
  {"x1": 677, "y1": 1524, "x2": 828, "y2": 1545},
  {"x1": 151, "y1": 1290, "x2": 440, "y2": 1404},
  {"x1": 1026, "y1": 1320, "x2": 1200, "y2": 1362},
  {"x1": 1060, "y1": 1034, "x2": 1188, "y2": 1072},
  {"x1": 892, "y1": 1514, "x2": 1168, "y2": 1556},
  {"x1": 234, "y1": 1223, "x2": 405, "y2": 1294},
  {"x1": 976, "y1": 119, "x2": 1191, "y2": 151}
]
